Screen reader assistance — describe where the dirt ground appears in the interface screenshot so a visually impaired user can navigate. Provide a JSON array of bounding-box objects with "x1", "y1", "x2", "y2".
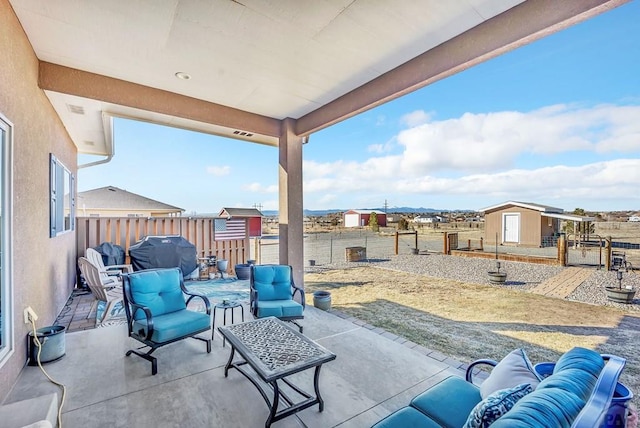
[{"x1": 304, "y1": 265, "x2": 640, "y2": 405}]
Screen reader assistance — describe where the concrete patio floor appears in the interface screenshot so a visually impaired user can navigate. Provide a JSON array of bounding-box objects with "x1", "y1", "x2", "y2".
[{"x1": 7, "y1": 305, "x2": 468, "y2": 427}]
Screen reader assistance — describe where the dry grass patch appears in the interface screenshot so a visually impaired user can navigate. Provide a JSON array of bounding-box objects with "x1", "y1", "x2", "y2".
[{"x1": 304, "y1": 266, "x2": 640, "y2": 404}]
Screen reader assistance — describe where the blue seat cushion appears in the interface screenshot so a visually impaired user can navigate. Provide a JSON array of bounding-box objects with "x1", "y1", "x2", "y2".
[
  {"x1": 252, "y1": 265, "x2": 294, "y2": 301},
  {"x1": 256, "y1": 300, "x2": 303, "y2": 318},
  {"x1": 128, "y1": 268, "x2": 186, "y2": 319},
  {"x1": 410, "y1": 376, "x2": 482, "y2": 428},
  {"x1": 133, "y1": 309, "x2": 210, "y2": 343},
  {"x1": 372, "y1": 406, "x2": 442, "y2": 428}
]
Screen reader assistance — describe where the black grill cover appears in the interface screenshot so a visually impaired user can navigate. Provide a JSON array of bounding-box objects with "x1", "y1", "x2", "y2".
[
  {"x1": 93, "y1": 242, "x2": 126, "y2": 266},
  {"x1": 128, "y1": 236, "x2": 197, "y2": 275}
]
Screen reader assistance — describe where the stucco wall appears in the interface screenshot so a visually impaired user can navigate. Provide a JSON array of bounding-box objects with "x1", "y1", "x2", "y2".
[{"x1": 0, "y1": 0, "x2": 77, "y2": 401}]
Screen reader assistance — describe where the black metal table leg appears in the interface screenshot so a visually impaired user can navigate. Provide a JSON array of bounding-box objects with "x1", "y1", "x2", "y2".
[
  {"x1": 265, "y1": 380, "x2": 280, "y2": 428},
  {"x1": 314, "y1": 365, "x2": 325, "y2": 411},
  {"x1": 224, "y1": 346, "x2": 235, "y2": 377}
]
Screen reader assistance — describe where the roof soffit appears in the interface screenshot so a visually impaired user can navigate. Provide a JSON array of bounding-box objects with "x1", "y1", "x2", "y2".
[{"x1": 10, "y1": 0, "x2": 630, "y2": 154}]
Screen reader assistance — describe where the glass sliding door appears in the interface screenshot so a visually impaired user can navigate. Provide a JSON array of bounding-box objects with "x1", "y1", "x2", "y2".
[{"x1": 0, "y1": 113, "x2": 13, "y2": 366}]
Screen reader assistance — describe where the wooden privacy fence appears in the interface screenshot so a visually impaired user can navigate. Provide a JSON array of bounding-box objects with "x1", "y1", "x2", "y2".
[{"x1": 76, "y1": 217, "x2": 250, "y2": 269}]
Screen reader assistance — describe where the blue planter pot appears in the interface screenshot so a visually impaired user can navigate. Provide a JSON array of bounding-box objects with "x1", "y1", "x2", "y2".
[{"x1": 235, "y1": 264, "x2": 251, "y2": 280}]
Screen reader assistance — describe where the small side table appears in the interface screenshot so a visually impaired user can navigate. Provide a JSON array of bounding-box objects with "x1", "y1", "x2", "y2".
[{"x1": 212, "y1": 301, "x2": 245, "y2": 346}]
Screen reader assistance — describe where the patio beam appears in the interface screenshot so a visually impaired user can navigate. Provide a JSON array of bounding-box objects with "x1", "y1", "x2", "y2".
[
  {"x1": 295, "y1": 0, "x2": 629, "y2": 136},
  {"x1": 278, "y1": 118, "x2": 304, "y2": 287},
  {"x1": 38, "y1": 62, "x2": 282, "y2": 138}
]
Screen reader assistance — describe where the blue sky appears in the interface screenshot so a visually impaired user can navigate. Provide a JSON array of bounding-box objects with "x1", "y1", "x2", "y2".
[{"x1": 78, "y1": 1, "x2": 640, "y2": 214}]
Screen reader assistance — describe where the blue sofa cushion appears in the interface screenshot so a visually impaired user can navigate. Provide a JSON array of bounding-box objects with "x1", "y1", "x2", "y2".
[
  {"x1": 372, "y1": 406, "x2": 442, "y2": 428},
  {"x1": 553, "y1": 347, "x2": 604, "y2": 379},
  {"x1": 464, "y1": 383, "x2": 534, "y2": 428},
  {"x1": 256, "y1": 300, "x2": 303, "y2": 318},
  {"x1": 492, "y1": 386, "x2": 586, "y2": 428},
  {"x1": 128, "y1": 268, "x2": 186, "y2": 319},
  {"x1": 492, "y1": 348, "x2": 604, "y2": 428},
  {"x1": 410, "y1": 376, "x2": 482, "y2": 428},
  {"x1": 537, "y1": 368, "x2": 598, "y2": 402},
  {"x1": 253, "y1": 265, "x2": 294, "y2": 301},
  {"x1": 133, "y1": 309, "x2": 210, "y2": 343}
]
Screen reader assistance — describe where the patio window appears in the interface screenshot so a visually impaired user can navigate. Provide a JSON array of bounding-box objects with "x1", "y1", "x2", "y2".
[
  {"x1": 50, "y1": 154, "x2": 75, "y2": 237},
  {"x1": 0, "y1": 113, "x2": 14, "y2": 368}
]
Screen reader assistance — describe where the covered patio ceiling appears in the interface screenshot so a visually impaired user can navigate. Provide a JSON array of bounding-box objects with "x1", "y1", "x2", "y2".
[{"x1": 9, "y1": 0, "x2": 628, "y2": 157}]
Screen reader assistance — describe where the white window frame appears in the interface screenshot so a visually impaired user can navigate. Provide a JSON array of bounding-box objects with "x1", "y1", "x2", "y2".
[
  {"x1": 50, "y1": 154, "x2": 75, "y2": 237},
  {"x1": 0, "y1": 113, "x2": 14, "y2": 368}
]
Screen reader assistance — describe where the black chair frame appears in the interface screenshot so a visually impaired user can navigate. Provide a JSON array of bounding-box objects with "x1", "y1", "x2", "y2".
[{"x1": 122, "y1": 268, "x2": 212, "y2": 375}]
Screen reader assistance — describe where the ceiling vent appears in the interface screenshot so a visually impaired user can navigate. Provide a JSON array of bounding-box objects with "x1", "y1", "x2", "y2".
[
  {"x1": 67, "y1": 104, "x2": 85, "y2": 115},
  {"x1": 83, "y1": 140, "x2": 95, "y2": 146},
  {"x1": 233, "y1": 130, "x2": 254, "y2": 137}
]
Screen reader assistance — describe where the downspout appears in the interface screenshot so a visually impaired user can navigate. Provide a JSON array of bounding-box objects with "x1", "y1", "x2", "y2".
[
  {"x1": 78, "y1": 153, "x2": 113, "y2": 169},
  {"x1": 78, "y1": 112, "x2": 115, "y2": 169}
]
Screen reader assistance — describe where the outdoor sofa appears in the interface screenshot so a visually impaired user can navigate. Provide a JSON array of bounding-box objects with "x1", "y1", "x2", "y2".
[{"x1": 373, "y1": 347, "x2": 630, "y2": 428}]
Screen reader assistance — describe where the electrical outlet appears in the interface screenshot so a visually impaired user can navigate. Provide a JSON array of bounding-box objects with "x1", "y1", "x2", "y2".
[{"x1": 24, "y1": 307, "x2": 38, "y2": 324}]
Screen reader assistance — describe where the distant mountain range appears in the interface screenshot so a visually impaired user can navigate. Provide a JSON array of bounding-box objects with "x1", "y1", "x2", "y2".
[{"x1": 261, "y1": 207, "x2": 475, "y2": 216}]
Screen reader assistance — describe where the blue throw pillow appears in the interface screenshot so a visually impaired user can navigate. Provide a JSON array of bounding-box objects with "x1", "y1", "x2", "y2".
[{"x1": 464, "y1": 383, "x2": 534, "y2": 428}]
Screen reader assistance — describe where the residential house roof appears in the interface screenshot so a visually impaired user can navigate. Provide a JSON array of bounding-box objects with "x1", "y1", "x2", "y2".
[{"x1": 77, "y1": 186, "x2": 183, "y2": 213}]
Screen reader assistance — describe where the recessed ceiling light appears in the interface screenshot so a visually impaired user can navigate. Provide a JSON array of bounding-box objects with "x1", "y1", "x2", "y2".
[{"x1": 175, "y1": 72, "x2": 191, "y2": 80}]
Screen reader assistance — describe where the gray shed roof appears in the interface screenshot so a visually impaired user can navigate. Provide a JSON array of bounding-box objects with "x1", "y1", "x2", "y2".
[
  {"x1": 479, "y1": 201, "x2": 564, "y2": 214},
  {"x1": 77, "y1": 186, "x2": 183, "y2": 212},
  {"x1": 219, "y1": 207, "x2": 263, "y2": 218}
]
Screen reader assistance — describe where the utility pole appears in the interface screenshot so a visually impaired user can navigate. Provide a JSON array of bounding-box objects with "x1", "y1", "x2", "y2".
[
  {"x1": 253, "y1": 203, "x2": 263, "y2": 211},
  {"x1": 383, "y1": 199, "x2": 389, "y2": 213}
]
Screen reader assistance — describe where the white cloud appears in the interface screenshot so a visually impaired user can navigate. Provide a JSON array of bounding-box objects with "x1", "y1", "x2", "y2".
[
  {"x1": 401, "y1": 110, "x2": 432, "y2": 127},
  {"x1": 302, "y1": 103, "x2": 640, "y2": 209},
  {"x1": 206, "y1": 165, "x2": 231, "y2": 176},
  {"x1": 367, "y1": 137, "x2": 397, "y2": 154},
  {"x1": 397, "y1": 103, "x2": 640, "y2": 174},
  {"x1": 243, "y1": 182, "x2": 278, "y2": 193}
]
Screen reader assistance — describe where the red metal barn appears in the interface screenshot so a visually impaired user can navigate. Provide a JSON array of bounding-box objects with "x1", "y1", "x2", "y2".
[{"x1": 343, "y1": 210, "x2": 387, "y2": 228}]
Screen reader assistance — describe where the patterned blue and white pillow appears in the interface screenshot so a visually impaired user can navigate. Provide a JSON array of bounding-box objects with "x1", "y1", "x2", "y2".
[{"x1": 464, "y1": 383, "x2": 534, "y2": 428}]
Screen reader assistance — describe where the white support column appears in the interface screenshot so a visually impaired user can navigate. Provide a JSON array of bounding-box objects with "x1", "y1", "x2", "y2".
[{"x1": 278, "y1": 118, "x2": 304, "y2": 287}]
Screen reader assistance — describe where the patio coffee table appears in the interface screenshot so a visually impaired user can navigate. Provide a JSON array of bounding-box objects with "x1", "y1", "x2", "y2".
[{"x1": 219, "y1": 317, "x2": 337, "y2": 427}]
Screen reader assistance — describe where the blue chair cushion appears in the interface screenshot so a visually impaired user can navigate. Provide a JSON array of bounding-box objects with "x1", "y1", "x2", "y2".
[
  {"x1": 410, "y1": 376, "x2": 482, "y2": 428},
  {"x1": 372, "y1": 406, "x2": 442, "y2": 428},
  {"x1": 133, "y1": 309, "x2": 210, "y2": 343},
  {"x1": 128, "y1": 268, "x2": 186, "y2": 319},
  {"x1": 256, "y1": 300, "x2": 303, "y2": 318},
  {"x1": 253, "y1": 265, "x2": 294, "y2": 301}
]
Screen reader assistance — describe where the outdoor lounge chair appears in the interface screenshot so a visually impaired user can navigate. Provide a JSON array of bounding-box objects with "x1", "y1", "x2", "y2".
[
  {"x1": 85, "y1": 247, "x2": 133, "y2": 288},
  {"x1": 78, "y1": 257, "x2": 124, "y2": 325},
  {"x1": 250, "y1": 264, "x2": 305, "y2": 333},
  {"x1": 122, "y1": 267, "x2": 211, "y2": 375}
]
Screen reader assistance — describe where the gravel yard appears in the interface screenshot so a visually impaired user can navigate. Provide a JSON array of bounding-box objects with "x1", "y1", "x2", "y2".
[{"x1": 306, "y1": 253, "x2": 640, "y2": 311}]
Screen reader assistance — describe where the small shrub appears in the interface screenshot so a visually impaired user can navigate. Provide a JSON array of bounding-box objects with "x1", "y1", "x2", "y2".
[{"x1": 398, "y1": 218, "x2": 409, "y2": 230}]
